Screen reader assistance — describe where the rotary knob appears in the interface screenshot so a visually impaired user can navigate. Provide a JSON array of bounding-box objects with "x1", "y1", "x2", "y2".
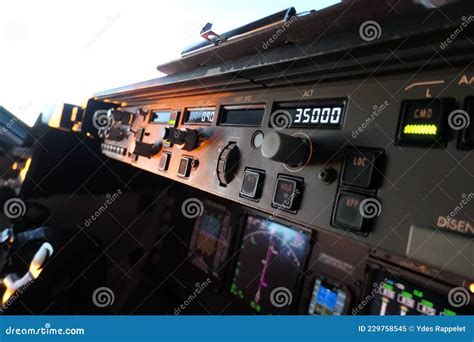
[
  {"x1": 217, "y1": 142, "x2": 240, "y2": 186},
  {"x1": 167, "y1": 128, "x2": 207, "y2": 151},
  {"x1": 261, "y1": 132, "x2": 310, "y2": 167}
]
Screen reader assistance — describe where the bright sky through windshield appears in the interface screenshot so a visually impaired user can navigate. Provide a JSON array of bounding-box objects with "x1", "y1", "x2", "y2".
[{"x1": 0, "y1": 0, "x2": 340, "y2": 126}]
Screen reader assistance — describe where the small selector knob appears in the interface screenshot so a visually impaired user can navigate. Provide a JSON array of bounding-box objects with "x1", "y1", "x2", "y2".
[
  {"x1": 167, "y1": 128, "x2": 206, "y2": 151},
  {"x1": 261, "y1": 132, "x2": 310, "y2": 167},
  {"x1": 160, "y1": 127, "x2": 171, "y2": 140},
  {"x1": 217, "y1": 142, "x2": 240, "y2": 186}
]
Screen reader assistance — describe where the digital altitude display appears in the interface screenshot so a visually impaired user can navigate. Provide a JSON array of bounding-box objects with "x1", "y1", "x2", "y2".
[
  {"x1": 368, "y1": 271, "x2": 472, "y2": 316},
  {"x1": 230, "y1": 216, "x2": 309, "y2": 314},
  {"x1": 272, "y1": 100, "x2": 346, "y2": 128},
  {"x1": 184, "y1": 108, "x2": 215, "y2": 125},
  {"x1": 187, "y1": 200, "x2": 232, "y2": 277}
]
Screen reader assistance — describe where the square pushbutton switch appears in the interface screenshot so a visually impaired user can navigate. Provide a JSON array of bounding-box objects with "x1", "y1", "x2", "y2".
[
  {"x1": 459, "y1": 97, "x2": 474, "y2": 149},
  {"x1": 177, "y1": 156, "x2": 192, "y2": 178},
  {"x1": 396, "y1": 98, "x2": 454, "y2": 145},
  {"x1": 158, "y1": 153, "x2": 171, "y2": 172},
  {"x1": 332, "y1": 192, "x2": 377, "y2": 232},
  {"x1": 341, "y1": 148, "x2": 383, "y2": 189},
  {"x1": 240, "y1": 168, "x2": 265, "y2": 201},
  {"x1": 272, "y1": 175, "x2": 303, "y2": 212}
]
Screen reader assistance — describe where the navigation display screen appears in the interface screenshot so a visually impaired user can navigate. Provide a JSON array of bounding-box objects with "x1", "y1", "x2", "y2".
[{"x1": 230, "y1": 215, "x2": 310, "y2": 314}]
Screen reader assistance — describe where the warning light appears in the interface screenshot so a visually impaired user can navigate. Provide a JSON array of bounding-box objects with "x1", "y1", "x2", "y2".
[{"x1": 403, "y1": 124, "x2": 438, "y2": 135}]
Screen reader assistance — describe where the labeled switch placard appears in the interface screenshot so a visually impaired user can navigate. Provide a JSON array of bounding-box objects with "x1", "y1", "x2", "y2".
[
  {"x1": 396, "y1": 98, "x2": 454, "y2": 145},
  {"x1": 332, "y1": 192, "x2": 369, "y2": 231},
  {"x1": 341, "y1": 148, "x2": 383, "y2": 189}
]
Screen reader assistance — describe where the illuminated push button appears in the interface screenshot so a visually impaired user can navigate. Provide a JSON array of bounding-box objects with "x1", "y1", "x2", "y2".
[
  {"x1": 396, "y1": 98, "x2": 455, "y2": 145},
  {"x1": 251, "y1": 131, "x2": 264, "y2": 149},
  {"x1": 460, "y1": 97, "x2": 474, "y2": 149},
  {"x1": 341, "y1": 148, "x2": 383, "y2": 189},
  {"x1": 177, "y1": 156, "x2": 193, "y2": 178},
  {"x1": 272, "y1": 175, "x2": 303, "y2": 212},
  {"x1": 332, "y1": 192, "x2": 369, "y2": 231},
  {"x1": 158, "y1": 153, "x2": 171, "y2": 172},
  {"x1": 240, "y1": 168, "x2": 265, "y2": 200}
]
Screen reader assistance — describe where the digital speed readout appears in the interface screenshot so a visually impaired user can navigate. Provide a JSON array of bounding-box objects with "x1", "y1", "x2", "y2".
[{"x1": 273, "y1": 100, "x2": 346, "y2": 128}]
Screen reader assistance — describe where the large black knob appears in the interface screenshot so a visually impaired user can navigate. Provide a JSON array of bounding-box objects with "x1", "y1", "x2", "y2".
[
  {"x1": 261, "y1": 132, "x2": 310, "y2": 167},
  {"x1": 217, "y1": 142, "x2": 240, "y2": 186},
  {"x1": 168, "y1": 128, "x2": 187, "y2": 145}
]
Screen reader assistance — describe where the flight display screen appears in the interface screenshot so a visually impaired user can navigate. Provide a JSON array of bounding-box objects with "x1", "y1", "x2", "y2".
[
  {"x1": 368, "y1": 271, "x2": 471, "y2": 315},
  {"x1": 308, "y1": 278, "x2": 347, "y2": 315},
  {"x1": 150, "y1": 110, "x2": 172, "y2": 124},
  {"x1": 187, "y1": 200, "x2": 232, "y2": 277},
  {"x1": 184, "y1": 108, "x2": 215, "y2": 125},
  {"x1": 230, "y1": 215, "x2": 310, "y2": 314},
  {"x1": 272, "y1": 100, "x2": 346, "y2": 128}
]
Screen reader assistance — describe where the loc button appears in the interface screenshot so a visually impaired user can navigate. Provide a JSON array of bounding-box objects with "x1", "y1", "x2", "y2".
[{"x1": 341, "y1": 148, "x2": 383, "y2": 189}]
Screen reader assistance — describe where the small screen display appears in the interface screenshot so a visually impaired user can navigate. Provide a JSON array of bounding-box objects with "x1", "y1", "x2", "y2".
[
  {"x1": 150, "y1": 110, "x2": 172, "y2": 124},
  {"x1": 230, "y1": 216, "x2": 309, "y2": 314},
  {"x1": 368, "y1": 271, "x2": 472, "y2": 315},
  {"x1": 308, "y1": 278, "x2": 347, "y2": 315},
  {"x1": 187, "y1": 200, "x2": 232, "y2": 276},
  {"x1": 219, "y1": 106, "x2": 265, "y2": 126},
  {"x1": 184, "y1": 108, "x2": 215, "y2": 125},
  {"x1": 272, "y1": 100, "x2": 346, "y2": 128}
]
